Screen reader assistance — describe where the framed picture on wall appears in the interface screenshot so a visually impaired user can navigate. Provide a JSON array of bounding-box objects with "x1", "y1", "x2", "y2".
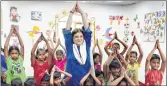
[{"x1": 31, "y1": 11, "x2": 42, "y2": 21}]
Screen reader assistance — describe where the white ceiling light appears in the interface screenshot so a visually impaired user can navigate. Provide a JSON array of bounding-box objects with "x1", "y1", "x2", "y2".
[{"x1": 106, "y1": 1, "x2": 123, "y2": 2}]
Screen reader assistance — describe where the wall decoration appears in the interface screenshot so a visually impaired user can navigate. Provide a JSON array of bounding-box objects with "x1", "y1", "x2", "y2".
[
  {"x1": 131, "y1": 31, "x2": 134, "y2": 36},
  {"x1": 96, "y1": 25, "x2": 100, "y2": 31},
  {"x1": 109, "y1": 15, "x2": 123, "y2": 25},
  {"x1": 137, "y1": 22, "x2": 140, "y2": 28},
  {"x1": 31, "y1": 11, "x2": 42, "y2": 21},
  {"x1": 133, "y1": 15, "x2": 138, "y2": 22},
  {"x1": 103, "y1": 27, "x2": 113, "y2": 40},
  {"x1": 27, "y1": 26, "x2": 41, "y2": 38},
  {"x1": 142, "y1": 10, "x2": 166, "y2": 42},
  {"x1": 10, "y1": 6, "x2": 20, "y2": 22},
  {"x1": 123, "y1": 22, "x2": 130, "y2": 43}
]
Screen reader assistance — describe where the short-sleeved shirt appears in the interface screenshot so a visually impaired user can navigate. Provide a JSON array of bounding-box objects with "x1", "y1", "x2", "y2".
[
  {"x1": 127, "y1": 62, "x2": 140, "y2": 85},
  {"x1": 53, "y1": 57, "x2": 67, "y2": 71},
  {"x1": 6, "y1": 56, "x2": 26, "y2": 84},
  {"x1": 145, "y1": 70, "x2": 163, "y2": 86}
]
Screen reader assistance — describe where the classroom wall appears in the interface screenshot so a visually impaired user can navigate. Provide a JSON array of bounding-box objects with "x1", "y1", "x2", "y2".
[{"x1": 1, "y1": 1, "x2": 166, "y2": 84}]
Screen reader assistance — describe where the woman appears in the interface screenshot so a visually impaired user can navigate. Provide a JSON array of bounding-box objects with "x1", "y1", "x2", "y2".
[{"x1": 63, "y1": 2, "x2": 91, "y2": 86}]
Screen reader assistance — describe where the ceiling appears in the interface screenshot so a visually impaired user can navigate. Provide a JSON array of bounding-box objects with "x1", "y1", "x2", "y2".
[{"x1": 63, "y1": 1, "x2": 140, "y2": 6}]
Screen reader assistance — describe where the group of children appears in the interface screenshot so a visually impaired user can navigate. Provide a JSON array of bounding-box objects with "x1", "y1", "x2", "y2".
[{"x1": 1, "y1": 2, "x2": 166, "y2": 86}]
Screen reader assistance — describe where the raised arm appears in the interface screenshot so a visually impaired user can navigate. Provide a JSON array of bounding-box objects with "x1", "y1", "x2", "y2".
[
  {"x1": 66, "y1": 4, "x2": 76, "y2": 30},
  {"x1": 104, "y1": 34, "x2": 115, "y2": 56},
  {"x1": 31, "y1": 35, "x2": 41, "y2": 66},
  {"x1": 90, "y1": 71, "x2": 101, "y2": 85},
  {"x1": 97, "y1": 39, "x2": 103, "y2": 64},
  {"x1": 42, "y1": 33, "x2": 53, "y2": 66},
  {"x1": 80, "y1": 68, "x2": 91, "y2": 86},
  {"x1": 125, "y1": 36, "x2": 136, "y2": 62},
  {"x1": 117, "y1": 50, "x2": 128, "y2": 69},
  {"x1": 50, "y1": 65, "x2": 56, "y2": 85},
  {"x1": 145, "y1": 41, "x2": 157, "y2": 74},
  {"x1": 115, "y1": 32, "x2": 128, "y2": 56},
  {"x1": 124, "y1": 70, "x2": 135, "y2": 86},
  {"x1": 4, "y1": 26, "x2": 14, "y2": 60},
  {"x1": 76, "y1": 2, "x2": 89, "y2": 29},
  {"x1": 107, "y1": 68, "x2": 124, "y2": 85},
  {"x1": 14, "y1": 25, "x2": 24, "y2": 59},
  {"x1": 136, "y1": 37, "x2": 143, "y2": 64},
  {"x1": 59, "y1": 39, "x2": 66, "y2": 54},
  {"x1": 157, "y1": 40, "x2": 166, "y2": 73}
]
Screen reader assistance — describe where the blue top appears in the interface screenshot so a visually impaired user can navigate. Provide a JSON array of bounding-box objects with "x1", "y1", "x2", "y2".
[
  {"x1": 1, "y1": 54, "x2": 7, "y2": 72},
  {"x1": 63, "y1": 27, "x2": 92, "y2": 86}
]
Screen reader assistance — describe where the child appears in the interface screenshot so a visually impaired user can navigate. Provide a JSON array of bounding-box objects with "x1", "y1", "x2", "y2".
[
  {"x1": 41, "y1": 73, "x2": 50, "y2": 86},
  {"x1": 24, "y1": 78, "x2": 36, "y2": 86},
  {"x1": 95, "y1": 70, "x2": 105, "y2": 85},
  {"x1": 1, "y1": 72, "x2": 7, "y2": 86},
  {"x1": 53, "y1": 38, "x2": 67, "y2": 71},
  {"x1": 106, "y1": 57, "x2": 135, "y2": 86},
  {"x1": 11, "y1": 78, "x2": 22, "y2": 86},
  {"x1": 125, "y1": 36, "x2": 143, "y2": 85},
  {"x1": 145, "y1": 40, "x2": 166, "y2": 86},
  {"x1": 31, "y1": 33, "x2": 53, "y2": 86},
  {"x1": 80, "y1": 67, "x2": 101, "y2": 86},
  {"x1": 104, "y1": 32, "x2": 128, "y2": 56},
  {"x1": 4, "y1": 25, "x2": 26, "y2": 85},
  {"x1": 92, "y1": 39, "x2": 103, "y2": 71},
  {"x1": 50, "y1": 65, "x2": 72, "y2": 86}
]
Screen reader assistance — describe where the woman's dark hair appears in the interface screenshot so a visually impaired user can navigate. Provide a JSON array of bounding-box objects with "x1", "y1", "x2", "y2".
[
  {"x1": 41, "y1": 73, "x2": 50, "y2": 83},
  {"x1": 117, "y1": 78, "x2": 128, "y2": 86},
  {"x1": 95, "y1": 70, "x2": 104, "y2": 77},
  {"x1": 109, "y1": 60, "x2": 121, "y2": 71},
  {"x1": 150, "y1": 54, "x2": 161, "y2": 61},
  {"x1": 56, "y1": 49, "x2": 64, "y2": 56},
  {"x1": 24, "y1": 78, "x2": 36, "y2": 86},
  {"x1": 72, "y1": 28, "x2": 84, "y2": 39},
  {"x1": 8, "y1": 46, "x2": 20, "y2": 55},
  {"x1": 11, "y1": 78, "x2": 22, "y2": 86},
  {"x1": 53, "y1": 72, "x2": 61, "y2": 79}
]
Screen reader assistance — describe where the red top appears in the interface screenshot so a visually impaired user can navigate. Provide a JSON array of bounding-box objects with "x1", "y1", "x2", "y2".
[
  {"x1": 145, "y1": 70, "x2": 163, "y2": 86},
  {"x1": 53, "y1": 57, "x2": 67, "y2": 71},
  {"x1": 32, "y1": 60, "x2": 49, "y2": 86}
]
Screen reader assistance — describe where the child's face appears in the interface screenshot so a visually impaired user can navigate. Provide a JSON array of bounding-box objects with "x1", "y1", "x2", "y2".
[
  {"x1": 54, "y1": 78, "x2": 61, "y2": 85},
  {"x1": 129, "y1": 53, "x2": 137, "y2": 63},
  {"x1": 97, "y1": 74, "x2": 104, "y2": 83},
  {"x1": 1, "y1": 72, "x2": 7, "y2": 82},
  {"x1": 94, "y1": 55, "x2": 100, "y2": 64},
  {"x1": 56, "y1": 52, "x2": 64, "y2": 60},
  {"x1": 112, "y1": 44, "x2": 120, "y2": 52},
  {"x1": 111, "y1": 68, "x2": 121, "y2": 76},
  {"x1": 38, "y1": 50, "x2": 46, "y2": 61},
  {"x1": 10, "y1": 50, "x2": 19, "y2": 60},
  {"x1": 150, "y1": 59, "x2": 160, "y2": 70},
  {"x1": 41, "y1": 81, "x2": 49, "y2": 86}
]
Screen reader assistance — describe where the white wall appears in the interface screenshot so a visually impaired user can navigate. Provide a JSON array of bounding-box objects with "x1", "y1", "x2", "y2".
[{"x1": 1, "y1": 1, "x2": 166, "y2": 85}]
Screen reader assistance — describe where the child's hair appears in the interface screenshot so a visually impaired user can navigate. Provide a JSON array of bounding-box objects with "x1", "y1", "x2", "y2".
[
  {"x1": 41, "y1": 73, "x2": 50, "y2": 83},
  {"x1": 117, "y1": 78, "x2": 128, "y2": 86},
  {"x1": 8, "y1": 46, "x2": 20, "y2": 55},
  {"x1": 24, "y1": 78, "x2": 36, "y2": 86},
  {"x1": 130, "y1": 51, "x2": 138, "y2": 57},
  {"x1": 56, "y1": 49, "x2": 64, "y2": 56},
  {"x1": 53, "y1": 72, "x2": 61, "y2": 79},
  {"x1": 45, "y1": 49, "x2": 48, "y2": 53},
  {"x1": 150, "y1": 54, "x2": 160, "y2": 61},
  {"x1": 109, "y1": 60, "x2": 121, "y2": 71},
  {"x1": 93, "y1": 53, "x2": 100, "y2": 60},
  {"x1": 72, "y1": 29, "x2": 84, "y2": 39},
  {"x1": 113, "y1": 42, "x2": 120, "y2": 48},
  {"x1": 95, "y1": 70, "x2": 104, "y2": 77},
  {"x1": 11, "y1": 78, "x2": 22, "y2": 86},
  {"x1": 83, "y1": 76, "x2": 95, "y2": 86},
  {"x1": 36, "y1": 48, "x2": 45, "y2": 59}
]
